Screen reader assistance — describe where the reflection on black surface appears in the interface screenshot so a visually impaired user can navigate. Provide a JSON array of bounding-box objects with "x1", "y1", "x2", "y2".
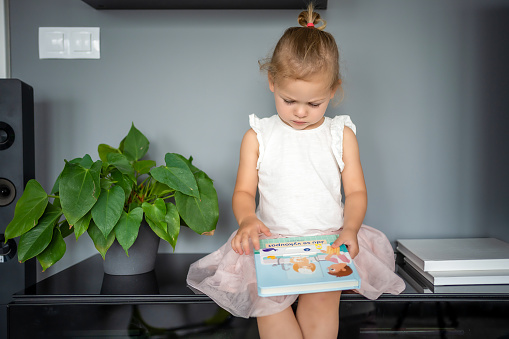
[
  {"x1": 127, "y1": 305, "x2": 233, "y2": 337},
  {"x1": 9, "y1": 303, "x2": 258, "y2": 339},
  {"x1": 9, "y1": 300, "x2": 509, "y2": 338},
  {"x1": 9, "y1": 254, "x2": 509, "y2": 338},
  {"x1": 101, "y1": 270, "x2": 160, "y2": 295}
]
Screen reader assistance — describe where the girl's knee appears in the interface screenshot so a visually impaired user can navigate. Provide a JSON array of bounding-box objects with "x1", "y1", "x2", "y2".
[{"x1": 298, "y1": 291, "x2": 342, "y2": 309}]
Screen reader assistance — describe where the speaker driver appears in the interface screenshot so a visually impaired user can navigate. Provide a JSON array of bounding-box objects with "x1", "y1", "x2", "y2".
[
  {"x1": 0, "y1": 178, "x2": 16, "y2": 207},
  {"x1": 0, "y1": 121, "x2": 15, "y2": 150}
]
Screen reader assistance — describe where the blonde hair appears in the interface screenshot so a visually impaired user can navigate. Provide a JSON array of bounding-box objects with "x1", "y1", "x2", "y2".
[{"x1": 260, "y1": 3, "x2": 341, "y2": 91}]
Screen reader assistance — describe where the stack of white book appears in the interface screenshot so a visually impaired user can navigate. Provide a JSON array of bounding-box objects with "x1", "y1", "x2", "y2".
[{"x1": 396, "y1": 238, "x2": 509, "y2": 293}]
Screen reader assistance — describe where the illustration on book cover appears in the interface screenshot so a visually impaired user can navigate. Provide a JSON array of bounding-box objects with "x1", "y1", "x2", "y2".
[{"x1": 259, "y1": 240, "x2": 353, "y2": 280}]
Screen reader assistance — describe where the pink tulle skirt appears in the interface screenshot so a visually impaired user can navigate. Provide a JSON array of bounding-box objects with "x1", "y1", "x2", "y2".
[{"x1": 186, "y1": 225, "x2": 406, "y2": 318}]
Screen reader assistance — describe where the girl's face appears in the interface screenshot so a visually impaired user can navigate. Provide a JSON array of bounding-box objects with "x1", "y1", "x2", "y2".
[{"x1": 269, "y1": 74, "x2": 338, "y2": 130}]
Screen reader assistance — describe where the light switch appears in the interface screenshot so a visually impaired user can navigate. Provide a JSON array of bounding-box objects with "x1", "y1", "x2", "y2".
[
  {"x1": 39, "y1": 27, "x2": 100, "y2": 59},
  {"x1": 71, "y1": 31, "x2": 91, "y2": 52},
  {"x1": 45, "y1": 32, "x2": 65, "y2": 52}
]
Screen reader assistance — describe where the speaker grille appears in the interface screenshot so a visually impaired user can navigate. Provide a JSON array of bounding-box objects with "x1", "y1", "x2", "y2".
[
  {"x1": 0, "y1": 122, "x2": 15, "y2": 150},
  {"x1": 0, "y1": 178, "x2": 16, "y2": 207}
]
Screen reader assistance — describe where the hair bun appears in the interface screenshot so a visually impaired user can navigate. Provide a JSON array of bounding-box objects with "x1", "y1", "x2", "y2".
[{"x1": 297, "y1": 4, "x2": 327, "y2": 30}]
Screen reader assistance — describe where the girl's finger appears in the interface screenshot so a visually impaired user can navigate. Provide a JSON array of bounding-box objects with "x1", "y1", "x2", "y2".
[
  {"x1": 231, "y1": 235, "x2": 243, "y2": 254},
  {"x1": 260, "y1": 224, "x2": 272, "y2": 237},
  {"x1": 241, "y1": 234, "x2": 252, "y2": 255},
  {"x1": 252, "y1": 233, "x2": 261, "y2": 251},
  {"x1": 331, "y1": 237, "x2": 344, "y2": 248}
]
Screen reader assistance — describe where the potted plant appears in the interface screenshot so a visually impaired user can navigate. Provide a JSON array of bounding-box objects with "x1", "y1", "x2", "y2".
[{"x1": 3, "y1": 123, "x2": 219, "y2": 273}]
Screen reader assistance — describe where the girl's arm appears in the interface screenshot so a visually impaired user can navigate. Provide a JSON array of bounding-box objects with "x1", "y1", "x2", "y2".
[
  {"x1": 231, "y1": 129, "x2": 271, "y2": 255},
  {"x1": 332, "y1": 126, "x2": 367, "y2": 258}
]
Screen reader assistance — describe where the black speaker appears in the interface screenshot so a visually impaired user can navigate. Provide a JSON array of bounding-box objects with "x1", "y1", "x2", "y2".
[{"x1": 0, "y1": 79, "x2": 36, "y2": 339}]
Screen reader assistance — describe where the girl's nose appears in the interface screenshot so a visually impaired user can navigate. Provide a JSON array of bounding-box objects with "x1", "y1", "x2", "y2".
[{"x1": 294, "y1": 106, "x2": 307, "y2": 118}]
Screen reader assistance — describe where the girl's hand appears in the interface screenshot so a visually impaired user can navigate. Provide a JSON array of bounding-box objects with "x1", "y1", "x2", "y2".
[
  {"x1": 231, "y1": 216, "x2": 271, "y2": 255},
  {"x1": 332, "y1": 228, "x2": 359, "y2": 258}
]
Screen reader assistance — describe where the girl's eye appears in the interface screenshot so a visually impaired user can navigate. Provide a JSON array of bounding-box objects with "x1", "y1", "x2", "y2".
[
  {"x1": 309, "y1": 103, "x2": 321, "y2": 108},
  {"x1": 283, "y1": 99, "x2": 295, "y2": 105}
]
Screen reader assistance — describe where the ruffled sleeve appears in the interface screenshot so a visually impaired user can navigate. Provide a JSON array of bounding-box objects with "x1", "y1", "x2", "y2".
[
  {"x1": 249, "y1": 114, "x2": 265, "y2": 170},
  {"x1": 330, "y1": 115, "x2": 356, "y2": 172}
]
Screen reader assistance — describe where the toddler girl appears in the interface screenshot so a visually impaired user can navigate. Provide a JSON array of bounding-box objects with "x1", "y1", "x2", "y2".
[{"x1": 187, "y1": 5, "x2": 405, "y2": 338}]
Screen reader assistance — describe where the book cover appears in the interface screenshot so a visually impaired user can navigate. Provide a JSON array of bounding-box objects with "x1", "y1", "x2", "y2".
[
  {"x1": 254, "y1": 234, "x2": 361, "y2": 297},
  {"x1": 404, "y1": 257, "x2": 509, "y2": 286},
  {"x1": 398, "y1": 262, "x2": 509, "y2": 294},
  {"x1": 396, "y1": 238, "x2": 509, "y2": 272}
]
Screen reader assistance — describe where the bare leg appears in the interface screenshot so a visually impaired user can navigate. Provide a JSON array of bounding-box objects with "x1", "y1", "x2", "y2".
[
  {"x1": 257, "y1": 306, "x2": 303, "y2": 339},
  {"x1": 296, "y1": 291, "x2": 342, "y2": 339}
]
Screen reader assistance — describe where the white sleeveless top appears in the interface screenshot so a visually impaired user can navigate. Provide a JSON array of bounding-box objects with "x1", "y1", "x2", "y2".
[{"x1": 250, "y1": 114, "x2": 356, "y2": 236}]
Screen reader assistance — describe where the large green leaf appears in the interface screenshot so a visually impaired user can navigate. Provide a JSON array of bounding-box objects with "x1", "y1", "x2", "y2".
[
  {"x1": 91, "y1": 186, "x2": 125, "y2": 239},
  {"x1": 60, "y1": 160, "x2": 102, "y2": 225},
  {"x1": 87, "y1": 219, "x2": 115, "y2": 259},
  {"x1": 122, "y1": 123, "x2": 149, "y2": 161},
  {"x1": 18, "y1": 203, "x2": 62, "y2": 262},
  {"x1": 74, "y1": 212, "x2": 92, "y2": 239},
  {"x1": 4, "y1": 180, "x2": 48, "y2": 240},
  {"x1": 174, "y1": 154, "x2": 209, "y2": 178},
  {"x1": 59, "y1": 221, "x2": 73, "y2": 239},
  {"x1": 151, "y1": 181, "x2": 174, "y2": 198},
  {"x1": 150, "y1": 153, "x2": 199, "y2": 198},
  {"x1": 113, "y1": 207, "x2": 143, "y2": 255},
  {"x1": 37, "y1": 228, "x2": 66, "y2": 272},
  {"x1": 98, "y1": 143, "x2": 120, "y2": 163},
  {"x1": 51, "y1": 156, "x2": 94, "y2": 194},
  {"x1": 133, "y1": 160, "x2": 156, "y2": 175},
  {"x1": 145, "y1": 217, "x2": 172, "y2": 244},
  {"x1": 100, "y1": 177, "x2": 114, "y2": 191},
  {"x1": 175, "y1": 171, "x2": 218, "y2": 235},
  {"x1": 107, "y1": 153, "x2": 135, "y2": 181},
  {"x1": 110, "y1": 169, "x2": 133, "y2": 201},
  {"x1": 142, "y1": 199, "x2": 167, "y2": 232},
  {"x1": 165, "y1": 202, "x2": 180, "y2": 250},
  {"x1": 79, "y1": 154, "x2": 94, "y2": 169}
]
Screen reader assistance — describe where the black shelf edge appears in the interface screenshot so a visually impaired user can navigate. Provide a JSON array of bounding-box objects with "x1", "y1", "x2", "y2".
[
  {"x1": 12, "y1": 290, "x2": 509, "y2": 306},
  {"x1": 10, "y1": 295, "x2": 215, "y2": 305},
  {"x1": 81, "y1": 0, "x2": 328, "y2": 10}
]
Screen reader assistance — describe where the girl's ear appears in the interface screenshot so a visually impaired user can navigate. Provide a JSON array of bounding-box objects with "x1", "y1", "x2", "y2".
[
  {"x1": 330, "y1": 79, "x2": 342, "y2": 99},
  {"x1": 268, "y1": 73, "x2": 275, "y2": 93}
]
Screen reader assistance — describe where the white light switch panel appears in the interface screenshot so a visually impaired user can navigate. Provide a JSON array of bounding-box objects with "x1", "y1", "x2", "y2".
[{"x1": 39, "y1": 27, "x2": 100, "y2": 59}]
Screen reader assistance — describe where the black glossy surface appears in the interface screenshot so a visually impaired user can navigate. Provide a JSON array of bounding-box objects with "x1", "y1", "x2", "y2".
[
  {"x1": 12, "y1": 254, "x2": 509, "y2": 303},
  {"x1": 8, "y1": 254, "x2": 509, "y2": 338},
  {"x1": 13, "y1": 254, "x2": 207, "y2": 304}
]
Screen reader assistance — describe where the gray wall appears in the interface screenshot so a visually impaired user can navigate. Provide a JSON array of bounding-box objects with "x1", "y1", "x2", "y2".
[{"x1": 7, "y1": 0, "x2": 509, "y2": 280}]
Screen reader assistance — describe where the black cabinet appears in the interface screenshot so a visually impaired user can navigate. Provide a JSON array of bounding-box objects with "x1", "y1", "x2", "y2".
[{"x1": 8, "y1": 254, "x2": 509, "y2": 338}]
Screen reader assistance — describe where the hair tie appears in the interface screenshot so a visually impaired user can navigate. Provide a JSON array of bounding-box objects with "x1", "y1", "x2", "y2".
[{"x1": 307, "y1": 23, "x2": 314, "y2": 28}]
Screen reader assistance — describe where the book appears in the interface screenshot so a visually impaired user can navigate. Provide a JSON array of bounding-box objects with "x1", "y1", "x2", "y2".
[
  {"x1": 254, "y1": 234, "x2": 361, "y2": 297},
  {"x1": 396, "y1": 238, "x2": 509, "y2": 272},
  {"x1": 396, "y1": 264, "x2": 432, "y2": 293},
  {"x1": 397, "y1": 263, "x2": 509, "y2": 294},
  {"x1": 404, "y1": 257, "x2": 509, "y2": 286}
]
